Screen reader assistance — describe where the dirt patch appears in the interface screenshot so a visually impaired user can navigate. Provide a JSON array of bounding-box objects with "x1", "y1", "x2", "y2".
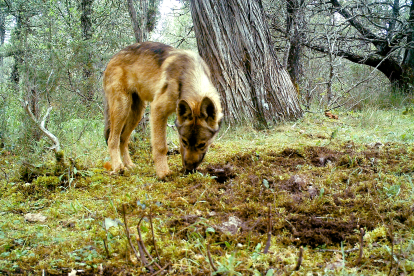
[
  {"x1": 286, "y1": 215, "x2": 359, "y2": 246},
  {"x1": 199, "y1": 164, "x2": 236, "y2": 183},
  {"x1": 170, "y1": 144, "x2": 414, "y2": 249}
]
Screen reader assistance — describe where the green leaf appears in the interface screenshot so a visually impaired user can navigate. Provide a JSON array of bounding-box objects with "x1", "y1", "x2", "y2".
[
  {"x1": 262, "y1": 179, "x2": 269, "y2": 189},
  {"x1": 206, "y1": 227, "x2": 215, "y2": 234},
  {"x1": 266, "y1": 269, "x2": 274, "y2": 276}
]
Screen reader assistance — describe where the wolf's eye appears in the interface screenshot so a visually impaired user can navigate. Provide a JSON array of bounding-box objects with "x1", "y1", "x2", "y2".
[
  {"x1": 197, "y1": 143, "x2": 206, "y2": 149},
  {"x1": 182, "y1": 139, "x2": 188, "y2": 146}
]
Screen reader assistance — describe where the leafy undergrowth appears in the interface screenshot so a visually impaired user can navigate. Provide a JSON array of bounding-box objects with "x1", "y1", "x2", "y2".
[{"x1": 1, "y1": 110, "x2": 414, "y2": 275}]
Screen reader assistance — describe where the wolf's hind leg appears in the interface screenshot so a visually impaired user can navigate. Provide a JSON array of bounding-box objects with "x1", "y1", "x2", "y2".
[{"x1": 120, "y1": 93, "x2": 146, "y2": 168}]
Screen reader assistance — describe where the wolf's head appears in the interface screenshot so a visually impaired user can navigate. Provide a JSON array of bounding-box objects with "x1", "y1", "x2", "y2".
[{"x1": 175, "y1": 97, "x2": 222, "y2": 172}]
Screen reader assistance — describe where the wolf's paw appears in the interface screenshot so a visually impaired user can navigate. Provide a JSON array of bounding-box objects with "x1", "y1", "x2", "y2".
[
  {"x1": 110, "y1": 164, "x2": 125, "y2": 175},
  {"x1": 157, "y1": 169, "x2": 172, "y2": 180},
  {"x1": 125, "y1": 162, "x2": 136, "y2": 169}
]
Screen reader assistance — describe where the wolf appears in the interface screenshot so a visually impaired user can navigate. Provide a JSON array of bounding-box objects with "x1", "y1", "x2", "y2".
[{"x1": 103, "y1": 42, "x2": 223, "y2": 179}]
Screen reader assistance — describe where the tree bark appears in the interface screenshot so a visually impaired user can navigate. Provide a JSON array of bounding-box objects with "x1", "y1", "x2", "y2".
[
  {"x1": 286, "y1": 0, "x2": 305, "y2": 86},
  {"x1": 0, "y1": 9, "x2": 5, "y2": 66},
  {"x1": 402, "y1": 0, "x2": 414, "y2": 86},
  {"x1": 126, "y1": 0, "x2": 150, "y2": 43},
  {"x1": 190, "y1": 0, "x2": 302, "y2": 128},
  {"x1": 80, "y1": 0, "x2": 94, "y2": 102}
]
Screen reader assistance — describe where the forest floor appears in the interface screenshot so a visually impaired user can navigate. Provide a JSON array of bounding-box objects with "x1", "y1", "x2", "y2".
[{"x1": 1, "y1": 107, "x2": 414, "y2": 275}]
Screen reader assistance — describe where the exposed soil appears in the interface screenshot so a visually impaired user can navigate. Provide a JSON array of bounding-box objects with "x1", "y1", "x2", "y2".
[{"x1": 190, "y1": 143, "x2": 413, "y2": 247}]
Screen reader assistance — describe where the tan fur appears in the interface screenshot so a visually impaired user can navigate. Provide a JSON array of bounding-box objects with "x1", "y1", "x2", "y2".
[{"x1": 103, "y1": 42, "x2": 223, "y2": 179}]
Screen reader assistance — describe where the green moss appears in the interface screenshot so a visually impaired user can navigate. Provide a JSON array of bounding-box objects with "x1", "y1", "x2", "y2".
[
  {"x1": 33, "y1": 175, "x2": 60, "y2": 188},
  {"x1": 1, "y1": 110, "x2": 414, "y2": 274}
]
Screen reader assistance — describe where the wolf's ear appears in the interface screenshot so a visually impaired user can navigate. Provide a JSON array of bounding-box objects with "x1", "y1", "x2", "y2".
[
  {"x1": 177, "y1": 99, "x2": 193, "y2": 124},
  {"x1": 200, "y1": 97, "x2": 217, "y2": 123}
]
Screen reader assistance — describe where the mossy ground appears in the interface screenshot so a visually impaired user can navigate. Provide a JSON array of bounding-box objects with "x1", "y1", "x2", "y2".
[{"x1": 1, "y1": 108, "x2": 414, "y2": 275}]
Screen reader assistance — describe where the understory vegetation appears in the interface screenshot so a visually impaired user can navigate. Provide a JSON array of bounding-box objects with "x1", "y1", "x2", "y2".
[
  {"x1": 1, "y1": 98, "x2": 414, "y2": 275},
  {"x1": 1, "y1": 0, "x2": 414, "y2": 275}
]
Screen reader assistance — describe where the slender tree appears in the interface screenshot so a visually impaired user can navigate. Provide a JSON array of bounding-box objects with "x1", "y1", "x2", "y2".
[
  {"x1": 190, "y1": 0, "x2": 302, "y2": 128},
  {"x1": 285, "y1": 0, "x2": 306, "y2": 86},
  {"x1": 80, "y1": 0, "x2": 94, "y2": 102}
]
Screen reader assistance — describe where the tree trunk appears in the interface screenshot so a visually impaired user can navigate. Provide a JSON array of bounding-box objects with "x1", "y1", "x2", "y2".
[
  {"x1": 402, "y1": 0, "x2": 414, "y2": 87},
  {"x1": 11, "y1": 12, "x2": 25, "y2": 84},
  {"x1": 286, "y1": 0, "x2": 305, "y2": 87},
  {"x1": 126, "y1": 0, "x2": 149, "y2": 43},
  {"x1": 189, "y1": 0, "x2": 302, "y2": 128},
  {"x1": 80, "y1": 0, "x2": 94, "y2": 102},
  {"x1": 0, "y1": 10, "x2": 5, "y2": 66}
]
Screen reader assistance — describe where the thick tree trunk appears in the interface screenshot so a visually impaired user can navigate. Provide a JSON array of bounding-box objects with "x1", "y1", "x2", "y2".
[{"x1": 190, "y1": 0, "x2": 302, "y2": 128}]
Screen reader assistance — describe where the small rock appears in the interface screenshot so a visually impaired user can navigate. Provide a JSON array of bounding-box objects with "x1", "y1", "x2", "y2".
[
  {"x1": 24, "y1": 213, "x2": 47, "y2": 223},
  {"x1": 217, "y1": 216, "x2": 243, "y2": 235}
]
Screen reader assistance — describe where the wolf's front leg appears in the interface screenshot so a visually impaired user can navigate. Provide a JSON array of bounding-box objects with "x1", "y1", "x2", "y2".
[{"x1": 150, "y1": 104, "x2": 172, "y2": 179}]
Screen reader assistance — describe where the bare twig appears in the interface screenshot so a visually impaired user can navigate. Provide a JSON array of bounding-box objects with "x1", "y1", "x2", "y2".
[
  {"x1": 121, "y1": 204, "x2": 140, "y2": 263},
  {"x1": 102, "y1": 238, "x2": 111, "y2": 259},
  {"x1": 23, "y1": 102, "x2": 60, "y2": 153},
  {"x1": 0, "y1": 167, "x2": 8, "y2": 183},
  {"x1": 149, "y1": 209, "x2": 161, "y2": 262},
  {"x1": 356, "y1": 227, "x2": 365, "y2": 265},
  {"x1": 137, "y1": 217, "x2": 161, "y2": 270},
  {"x1": 388, "y1": 232, "x2": 394, "y2": 276},
  {"x1": 370, "y1": 199, "x2": 395, "y2": 276},
  {"x1": 294, "y1": 246, "x2": 304, "y2": 271},
  {"x1": 207, "y1": 243, "x2": 217, "y2": 272},
  {"x1": 317, "y1": 248, "x2": 359, "y2": 253},
  {"x1": 263, "y1": 203, "x2": 272, "y2": 254},
  {"x1": 217, "y1": 123, "x2": 231, "y2": 141},
  {"x1": 149, "y1": 263, "x2": 171, "y2": 276},
  {"x1": 175, "y1": 26, "x2": 194, "y2": 48}
]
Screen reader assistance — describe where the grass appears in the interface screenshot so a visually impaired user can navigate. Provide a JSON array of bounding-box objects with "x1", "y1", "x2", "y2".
[{"x1": 0, "y1": 106, "x2": 414, "y2": 275}]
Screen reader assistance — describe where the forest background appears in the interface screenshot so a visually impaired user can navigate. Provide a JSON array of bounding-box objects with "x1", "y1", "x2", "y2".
[{"x1": 1, "y1": 0, "x2": 414, "y2": 275}]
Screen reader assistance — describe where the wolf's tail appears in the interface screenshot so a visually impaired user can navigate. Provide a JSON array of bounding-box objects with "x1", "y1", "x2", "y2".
[{"x1": 103, "y1": 95, "x2": 110, "y2": 145}]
